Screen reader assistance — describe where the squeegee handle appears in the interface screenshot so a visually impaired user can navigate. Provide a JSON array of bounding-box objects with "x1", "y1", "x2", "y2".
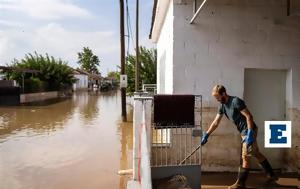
[{"x1": 179, "y1": 144, "x2": 201, "y2": 165}]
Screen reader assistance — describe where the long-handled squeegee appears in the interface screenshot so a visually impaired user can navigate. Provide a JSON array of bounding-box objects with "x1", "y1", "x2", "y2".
[
  {"x1": 179, "y1": 137, "x2": 249, "y2": 165},
  {"x1": 179, "y1": 144, "x2": 201, "y2": 165},
  {"x1": 179, "y1": 129, "x2": 202, "y2": 165}
]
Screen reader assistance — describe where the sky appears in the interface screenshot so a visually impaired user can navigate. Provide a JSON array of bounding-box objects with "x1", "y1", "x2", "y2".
[{"x1": 0, "y1": 0, "x2": 155, "y2": 76}]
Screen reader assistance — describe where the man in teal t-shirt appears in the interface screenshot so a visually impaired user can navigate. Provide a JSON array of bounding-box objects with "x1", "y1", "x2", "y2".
[{"x1": 201, "y1": 85, "x2": 277, "y2": 189}]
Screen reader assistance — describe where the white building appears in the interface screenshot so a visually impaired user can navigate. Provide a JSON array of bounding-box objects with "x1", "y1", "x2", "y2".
[
  {"x1": 150, "y1": 0, "x2": 300, "y2": 172},
  {"x1": 0, "y1": 73, "x2": 4, "y2": 80},
  {"x1": 73, "y1": 69, "x2": 88, "y2": 91}
]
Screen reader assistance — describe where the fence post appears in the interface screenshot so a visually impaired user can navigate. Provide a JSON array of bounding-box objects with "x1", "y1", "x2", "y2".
[
  {"x1": 133, "y1": 94, "x2": 142, "y2": 180},
  {"x1": 133, "y1": 92, "x2": 153, "y2": 185}
]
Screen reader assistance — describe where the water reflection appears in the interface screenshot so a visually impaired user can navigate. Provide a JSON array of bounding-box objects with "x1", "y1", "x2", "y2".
[
  {"x1": 0, "y1": 90, "x2": 134, "y2": 189},
  {"x1": 73, "y1": 92, "x2": 100, "y2": 124},
  {"x1": 117, "y1": 109, "x2": 133, "y2": 189},
  {"x1": 0, "y1": 98, "x2": 76, "y2": 141}
]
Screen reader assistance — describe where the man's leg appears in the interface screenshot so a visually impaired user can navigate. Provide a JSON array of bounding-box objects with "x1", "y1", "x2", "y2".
[
  {"x1": 228, "y1": 136, "x2": 250, "y2": 189},
  {"x1": 251, "y1": 128, "x2": 277, "y2": 180},
  {"x1": 228, "y1": 167, "x2": 249, "y2": 189},
  {"x1": 253, "y1": 147, "x2": 277, "y2": 179}
]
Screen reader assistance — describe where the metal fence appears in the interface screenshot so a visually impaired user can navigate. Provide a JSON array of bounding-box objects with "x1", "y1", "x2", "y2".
[
  {"x1": 150, "y1": 95, "x2": 202, "y2": 167},
  {"x1": 131, "y1": 93, "x2": 202, "y2": 189},
  {"x1": 151, "y1": 125, "x2": 202, "y2": 167},
  {"x1": 150, "y1": 95, "x2": 202, "y2": 189},
  {"x1": 142, "y1": 84, "x2": 157, "y2": 94}
]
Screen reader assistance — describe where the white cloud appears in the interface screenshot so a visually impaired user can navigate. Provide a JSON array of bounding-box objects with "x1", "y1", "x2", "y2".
[
  {"x1": 0, "y1": 19, "x2": 24, "y2": 27},
  {"x1": 0, "y1": 0, "x2": 92, "y2": 20},
  {"x1": 0, "y1": 0, "x2": 155, "y2": 75},
  {"x1": 0, "y1": 31, "x2": 10, "y2": 62},
  {"x1": 0, "y1": 23, "x2": 119, "y2": 69}
]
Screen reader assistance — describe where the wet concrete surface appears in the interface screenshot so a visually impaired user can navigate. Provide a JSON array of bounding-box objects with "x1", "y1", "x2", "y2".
[
  {"x1": 201, "y1": 172, "x2": 299, "y2": 189},
  {"x1": 0, "y1": 91, "x2": 133, "y2": 189}
]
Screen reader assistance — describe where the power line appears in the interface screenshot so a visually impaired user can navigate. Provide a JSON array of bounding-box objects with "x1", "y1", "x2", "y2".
[
  {"x1": 135, "y1": 0, "x2": 140, "y2": 91},
  {"x1": 125, "y1": 0, "x2": 135, "y2": 56},
  {"x1": 125, "y1": 0, "x2": 130, "y2": 56}
]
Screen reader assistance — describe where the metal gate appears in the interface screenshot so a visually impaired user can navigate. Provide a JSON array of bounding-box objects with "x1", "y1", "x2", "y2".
[{"x1": 150, "y1": 95, "x2": 202, "y2": 189}]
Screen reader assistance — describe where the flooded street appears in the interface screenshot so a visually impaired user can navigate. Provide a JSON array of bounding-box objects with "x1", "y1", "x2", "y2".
[{"x1": 0, "y1": 91, "x2": 133, "y2": 189}]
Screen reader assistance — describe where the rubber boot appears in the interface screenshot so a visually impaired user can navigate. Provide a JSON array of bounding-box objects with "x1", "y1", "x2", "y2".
[
  {"x1": 228, "y1": 167, "x2": 249, "y2": 189},
  {"x1": 259, "y1": 159, "x2": 278, "y2": 180}
]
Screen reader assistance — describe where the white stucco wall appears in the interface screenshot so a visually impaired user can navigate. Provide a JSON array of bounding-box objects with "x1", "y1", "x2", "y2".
[
  {"x1": 157, "y1": 2, "x2": 174, "y2": 94},
  {"x1": 73, "y1": 74, "x2": 88, "y2": 90},
  {"x1": 0, "y1": 73, "x2": 4, "y2": 80},
  {"x1": 170, "y1": 0, "x2": 300, "y2": 172},
  {"x1": 151, "y1": 0, "x2": 300, "y2": 172},
  {"x1": 173, "y1": 0, "x2": 300, "y2": 103}
]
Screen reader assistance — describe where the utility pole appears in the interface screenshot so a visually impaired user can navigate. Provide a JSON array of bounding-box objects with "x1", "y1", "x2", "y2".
[
  {"x1": 120, "y1": 0, "x2": 127, "y2": 121},
  {"x1": 135, "y1": 0, "x2": 140, "y2": 92}
]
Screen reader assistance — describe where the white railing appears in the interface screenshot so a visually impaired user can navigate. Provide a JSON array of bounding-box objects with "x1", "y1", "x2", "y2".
[{"x1": 142, "y1": 84, "x2": 157, "y2": 94}]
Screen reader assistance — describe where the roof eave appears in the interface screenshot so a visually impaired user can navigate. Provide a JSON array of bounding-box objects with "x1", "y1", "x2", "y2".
[{"x1": 149, "y1": 0, "x2": 171, "y2": 43}]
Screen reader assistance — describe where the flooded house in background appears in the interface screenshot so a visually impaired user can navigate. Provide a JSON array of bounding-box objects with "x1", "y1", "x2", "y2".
[
  {"x1": 150, "y1": 0, "x2": 300, "y2": 173},
  {"x1": 88, "y1": 72, "x2": 102, "y2": 89},
  {"x1": 72, "y1": 69, "x2": 89, "y2": 91},
  {"x1": 0, "y1": 72, "x2": 6, "y2": 80},
  {"x1": 72, "y1": 69, "x2": 102, "y2": 90},
  {"x1": 104, "y1": 76, "x2": 119, "y2": 87},
  {"x1": 100, "y1": 76, "x2": 119, "y2": 91}
]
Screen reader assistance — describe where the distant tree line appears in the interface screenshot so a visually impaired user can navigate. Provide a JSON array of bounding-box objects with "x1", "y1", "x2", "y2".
[
  {"x1": 4, "y1": 47, "x2": 101, "y2": 93},
  {"x1": 3, "y1": 46, "x2": 156, "y2": 95},
  {"x1": 5, "y1": 52, "x2": 76, "y2": 93}
]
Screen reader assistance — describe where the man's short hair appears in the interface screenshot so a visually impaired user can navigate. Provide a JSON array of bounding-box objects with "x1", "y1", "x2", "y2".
[{"x1": 212, "y1": 85, "x2": 226, "y2": 95}]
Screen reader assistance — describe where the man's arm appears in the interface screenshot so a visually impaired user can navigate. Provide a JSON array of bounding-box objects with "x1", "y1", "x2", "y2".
[
  {"x1": 206, "y1": 113, "x2": 223, "y2": 135},
  {"x1": 240, "y1": 108, "x2": 255, "y2": 146},
  {"x1": 240, "y1": 108, "x2": 254, "y2": 130},
  {"x1": 201, "y1": 113, "x2": 223, "y2": 145}
]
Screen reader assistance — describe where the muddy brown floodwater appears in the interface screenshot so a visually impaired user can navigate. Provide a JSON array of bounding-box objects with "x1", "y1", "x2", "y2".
[{"x1": 0, "y1": 91, "x2": 133, "y2": 189}]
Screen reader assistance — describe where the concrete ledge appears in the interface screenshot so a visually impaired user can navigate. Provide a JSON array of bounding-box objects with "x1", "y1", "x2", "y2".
[{"x1": 20, "y1": 91, "x2": 58, "y2": 103}]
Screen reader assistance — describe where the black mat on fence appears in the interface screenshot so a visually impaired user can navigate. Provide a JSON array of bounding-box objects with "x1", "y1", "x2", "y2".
[{"x1": 153, "y1": 95, "x2": 195, "y2": 128}]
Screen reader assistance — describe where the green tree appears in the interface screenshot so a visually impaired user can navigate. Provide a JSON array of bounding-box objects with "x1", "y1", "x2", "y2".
[
  {"x1": 77, "y1": 47, "x2": 100, "y2": 74},
  {"x1": 107, "y1": 71, "x2": 120, "y2": 82},
  {"x1": 6, "y1": 52, "x2": 76, "y2": 92},
  {"x1": 125, "y1": 47, "x2": 157, "y2": 94}
]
